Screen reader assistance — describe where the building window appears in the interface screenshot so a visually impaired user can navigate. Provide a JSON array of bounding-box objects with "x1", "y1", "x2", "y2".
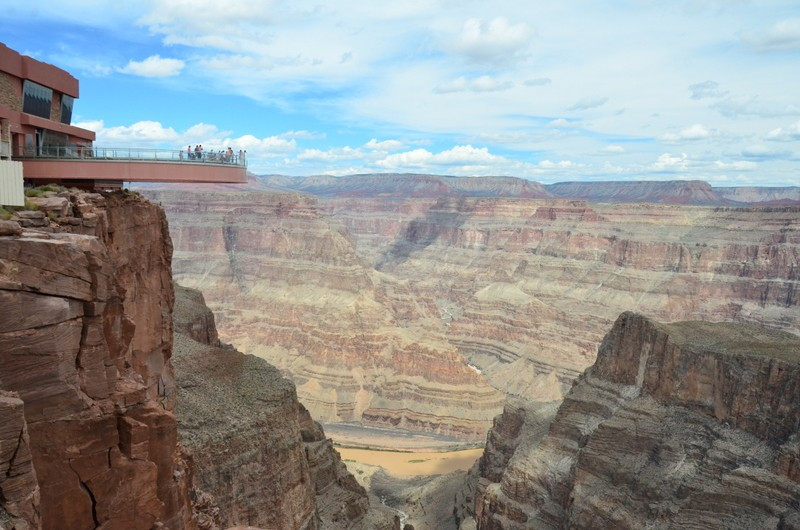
[
  {"x1": 61, "y1": 95, "x2": 74, "y2": 125},
  {"x1": 22, "y1": 80, "x2": 53, "y2": 119}
]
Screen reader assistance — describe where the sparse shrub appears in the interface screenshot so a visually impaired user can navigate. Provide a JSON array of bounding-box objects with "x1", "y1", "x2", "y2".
[
  {"x1": 25, "y1": 184, "x2": 66, "y2": 197},
  {"x1": 47, "y1": 211, "x2": 59, "y2": 221},
  {"x1": 38, "y1": 184, "x2": 65, "y2": 193},
  {"x1": 24, "y1": 199, "x2": 39, "y2": 210},
  {"x1": 0, "y1": 207, "x2": 12, "y2": 220}
]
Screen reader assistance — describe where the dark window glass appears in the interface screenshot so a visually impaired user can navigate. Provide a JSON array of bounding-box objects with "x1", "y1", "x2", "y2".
[
  {"x1": 22, "y1": 80, "x2": 53, "y2": 119},
  {"x1": 60, "y1": 95, "x2": 74, "y2": 125}
]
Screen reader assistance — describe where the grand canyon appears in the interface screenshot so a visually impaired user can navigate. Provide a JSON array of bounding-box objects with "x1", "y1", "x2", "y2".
[
  {"x1": 1, "y1": 175, "x2": 799, "y2": 529},
  {"x1": 148, "y1": 175, "x2": 799, "y2": 437},
  {"x1": 4, "y1": 4, "x2": 800, "y2": 527}
]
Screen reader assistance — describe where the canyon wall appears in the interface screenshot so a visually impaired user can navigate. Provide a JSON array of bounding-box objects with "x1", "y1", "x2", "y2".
[
  {"x1": 148, "y1": 185, "x2": 799, "y2": 441},
  {"x1": 325, "y1": 197, "x2": 800, "y2": 401},
  {"x1": 172, "y1": 283, "x2": 397, "y2": 530},
  {"x1": 473, "y1": 312, "x2": 800, "y2": 528},
  {"x1": 148, "y1": 190, "x2": 505, "y2": 440},
  {"x1": 0, "y1": 191, "x2": 194, "y2": 529}
]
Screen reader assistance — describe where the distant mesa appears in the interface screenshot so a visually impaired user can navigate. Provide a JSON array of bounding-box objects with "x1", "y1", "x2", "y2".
[{"x1": 254, "y1": 174, "x2": 800, "y2": 206}]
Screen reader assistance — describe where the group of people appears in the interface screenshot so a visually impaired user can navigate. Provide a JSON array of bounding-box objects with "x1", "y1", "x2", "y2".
[{"x1": 181, "y1": 145, "x2": 246, "y2": 164}]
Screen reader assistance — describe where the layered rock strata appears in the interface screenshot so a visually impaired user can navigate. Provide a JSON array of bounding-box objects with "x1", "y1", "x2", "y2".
[
  {"x1": 172, "y1": 284, "x2": 397, "y2": 530},
  {"x1": 146, "y1": 186, "x2": 798, "y2": 438},
  {"x1": 327, "y1": 197, "x2": 800, "y2": 400},
  {"x1": 0, "y1": 191, "x2": 195, "y2": 529},
  {"x1": 147, "y1": 190, "x2": 504, "y2": 440},
  {"x1": 474, "y1": 312, "x2": 800, "y2": 529}
]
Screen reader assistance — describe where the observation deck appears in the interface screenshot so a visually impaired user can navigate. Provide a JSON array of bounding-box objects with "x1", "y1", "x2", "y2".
[{"x1": 16, "y1": 146, "x2": 247, "y2": 188}]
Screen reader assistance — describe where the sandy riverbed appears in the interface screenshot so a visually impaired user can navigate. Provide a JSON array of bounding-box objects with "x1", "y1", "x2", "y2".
[{"x1": 337, "y1": 446, "x2": 483, "y2": 478}]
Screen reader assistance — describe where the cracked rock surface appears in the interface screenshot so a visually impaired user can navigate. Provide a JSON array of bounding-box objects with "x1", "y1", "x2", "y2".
[{"x1": 0, "y1": 191, "x2": 195, "y2": 529}]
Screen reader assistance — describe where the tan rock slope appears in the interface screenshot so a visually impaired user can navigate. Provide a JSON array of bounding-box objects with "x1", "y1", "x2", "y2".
[
  {"x1": 147, "y1": 190, "x2": 505, "y2": 440},
  {"x1": 474, "y1": 312, "x2": 800, "y2": 529},
  {"x1": 0, "y1": 191, "x2": 194, "y2": 529},
  {"x1": 172, "y1": 284, "x2": 398, "y2": 530}
]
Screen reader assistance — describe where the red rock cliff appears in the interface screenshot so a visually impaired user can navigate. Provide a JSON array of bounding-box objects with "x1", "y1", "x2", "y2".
[{"x1": 0, "y1": 191, "x2": 194, "y2": 529}]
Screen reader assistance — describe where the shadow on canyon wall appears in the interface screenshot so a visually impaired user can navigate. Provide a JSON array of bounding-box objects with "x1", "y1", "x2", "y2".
[{"x1": 375, "y1": 197, "x2": 473, "y2": 271}]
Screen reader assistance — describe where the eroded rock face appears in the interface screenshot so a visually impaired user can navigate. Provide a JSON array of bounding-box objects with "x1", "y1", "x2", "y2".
[
  {"x1": 0, "y1": 191, "x2": 194, "y2": 529},
  {"x1": 145, "y1": 187, "x2": 799, "y2": 443},
  {"x1": 474, "y1": 312, "x2": 800, "y2": 529},
  {"x1": 172, "y1": 284, "x2": 397, "y2": 530},
  {"x1": 148, "y1": 190, "x2": 504, "y2": 441},
  {"x1": 327, "y1": 197, "x2": 800, "y2": 402},
  {"x1": 0, "y1": 391, "x2": 40, "y2": 529}
]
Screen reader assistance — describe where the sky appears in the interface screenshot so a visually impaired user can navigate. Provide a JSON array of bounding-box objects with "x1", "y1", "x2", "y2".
[{"x1": 4, "y1": 1, "x2": 800, "y2": 186}]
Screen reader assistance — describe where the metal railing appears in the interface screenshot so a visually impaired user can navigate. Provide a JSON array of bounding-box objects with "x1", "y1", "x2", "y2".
[{"x1": 16, "y1": 146, "x2": 247, "y2": 167}]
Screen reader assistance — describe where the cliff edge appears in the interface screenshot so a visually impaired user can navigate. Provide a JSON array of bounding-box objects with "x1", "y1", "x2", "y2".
[
  {"x1": 0, "y1": 191, "x2": 194, "y2": 529},
  {"x1": 474, "y1": 312, "x2": 800, "y2": 529}
]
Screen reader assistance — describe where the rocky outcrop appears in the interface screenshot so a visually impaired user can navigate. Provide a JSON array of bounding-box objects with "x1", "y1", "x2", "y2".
[
  {"x1": 147, "y1": 190, "x2": 505, "y2": 441},
  {"x1": 0, "y1": 191, "x2": 195, "y2": 529},
  {"x1": 474, "y1": 312, "x2": 800, "y2": 529},
  {"x1": 172, "y1": 284, "x2": 398, "y2": 530}
]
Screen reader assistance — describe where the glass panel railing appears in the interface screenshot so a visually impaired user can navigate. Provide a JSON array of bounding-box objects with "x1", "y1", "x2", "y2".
[{"x1": 16, "y1": 146, "x2": 247, "y2": 167}]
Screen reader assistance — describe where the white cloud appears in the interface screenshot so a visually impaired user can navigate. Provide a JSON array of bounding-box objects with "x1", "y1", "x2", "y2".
[
  {"x1": 451, "y1": 17, "x2": 533, "y2": 65},
  {"x1": 364, "y1": 138, "x2": 405, "y2": 151},
  {"x1": 766, "y1": 120, "x2": 800, "y2": 141},
  {"x1": 376, "y1": 144, "x2": 502, "y2": 169},
  {"x1": 661, "y1": 124, "x2": 713, "y2": 142},
  {"x1": 185, "y1": 122, "x2": 228, "y2": 139},
  {"x1": 78, "y1": 120, "x2": 180, "y2": 144},
  {"x1": 226, "y1": 135, "x2": 297, "y2": 156},
  {"x1": 689, "y1": 80, "x2": 727, "y2": 99},
  {"x1": 279, "y1": 130, "x2": 327, "y2": 140},
  {"x1": 136, "y1": 0, "x2": 279, "y2": 50},
  {"x1": 713, "y1": 96, "x2": 800, "y2": 119},
  {"x1": 539, "y1": 160, "x2": 576, "y2": 168},
  {"x1": 547, "y1": 118, "x2": 580, "y2": 128},
  {"x1": 603, "y1": 145, "x2": 625, "y2": 153},
  {"x1": 743, "y1": 18, "x2": 800, "y2": 52},
  {"x1": 297, "y1": 146, "x2": 363, "y2": 161},
  {"x1": 652, "y1": 152, "x2": 689, "y2": 172},
  {"x1": 714, "y1": 160, "x2": 757, "y2": 170},
  {"x1": 524, "y1": 77, "x2": 551, "y2": 86},
  {"x1": 568, "y1": 96, "x2": 609, "y2": 111},
  {"x1": 72, "y1": 119, "x2": 105, "y2": 132},
  {"x1": 434, "y1": 76, "x2": 513, "y2": 93},
  {"x1": 118, "y1": 55, "x2": 185, "y2": 77}
]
